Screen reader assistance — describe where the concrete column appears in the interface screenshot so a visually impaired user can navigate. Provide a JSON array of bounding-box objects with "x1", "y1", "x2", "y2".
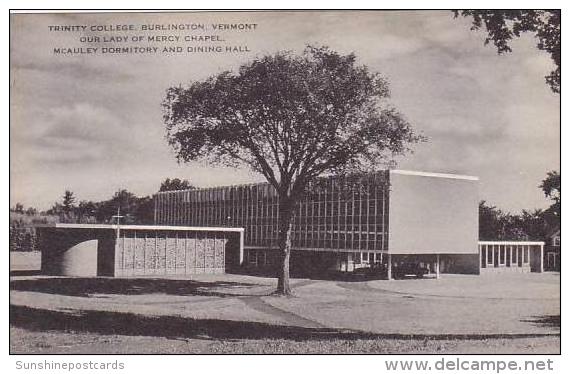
[
  {"x1": 540, "y1": 245, "x2": 544, "y2": 273},
  {"x1": 387, "y1": 253, "x2": 392, "y2": 280},
  {"x1": 478, "y1": 245, "x2": 481, "y2": 269},
  {"x1": 526, "y1": 247, "x2": 530, "y2": 265},
  {"x1": 435, "y1": 254, "x2": 440, "y2": 279},
  {"x1": 239, "y1": 230, "x2": 244, "y2": 265}
]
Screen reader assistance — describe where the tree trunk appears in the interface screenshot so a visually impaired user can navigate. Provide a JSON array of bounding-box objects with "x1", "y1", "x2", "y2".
[{"x1": 276, "y1": 198, "x2": 294, "y2": 295}]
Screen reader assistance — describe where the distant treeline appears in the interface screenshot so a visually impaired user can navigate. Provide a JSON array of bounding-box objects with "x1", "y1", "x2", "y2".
[
  {"x1": 10, "y1": 173, "x2": 560, "y2": 251},
  {"x1": 9, "y1": 178, "x2": 195, "y2": 252},
  {"x1": 478, "y1": 201, "x2": 559, "y2": 242},
  {"x1": 479, "y1": 171, "x2": 560, "y2": 242}
]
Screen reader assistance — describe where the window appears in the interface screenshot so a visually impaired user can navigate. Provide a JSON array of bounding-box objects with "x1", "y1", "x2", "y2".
[
  {"x1": 362, "y1": 252, "x2": 369, "y2": 263},
  {"x1": 553, "y1": 236, "x2": 561, "y2": 247},
  {"x1": 248, "y1": 250, "x2": 258, "y2": 266},
  {"x1": 499, "y1": 245, "x2": 506, "y2": 266},
  {"x1": 512, "y1": 246, "x2": 518, "y2": 267},
  {"x1": 353, "y1": 252, "x2": 361, "y2": 264}
]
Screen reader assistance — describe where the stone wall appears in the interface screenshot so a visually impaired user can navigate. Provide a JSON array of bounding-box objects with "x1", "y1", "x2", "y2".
[{"x1": 113, "y1": 229, "x2": 239, "y2": 276}]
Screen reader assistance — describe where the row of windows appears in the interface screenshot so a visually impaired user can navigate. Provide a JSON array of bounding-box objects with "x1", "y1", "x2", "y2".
[
  {"x1": 158, "y1": 199, "x2": 389, "y2": 224},
  {"x1": 245, "y1": 250, "x2": 388, "y2": 267},
  {"x1": 479, "y1": 245, "x2": 531, "y2": 268},
  {"x1": 155, "y1": 173, "x2": 390, "y2": 251}
]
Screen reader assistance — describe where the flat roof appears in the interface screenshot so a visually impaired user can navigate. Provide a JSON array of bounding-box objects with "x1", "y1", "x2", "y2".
[
  {"x1": 155, "y1": 169, "x2": 479, "y2": 195},
  {"x1": 390, "y1": 169, "x2": 479, "y2": 181},
  {"x1": 34, "y1": 223, "x2": 244, "y2": 232},
  {"x1": 478, "y1": 241, "x2": 545, "y2": 246}
]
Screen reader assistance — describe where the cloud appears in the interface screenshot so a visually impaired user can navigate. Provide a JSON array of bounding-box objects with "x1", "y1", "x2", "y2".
[
  {"x1": 12, "y1": 102, "x2": 133, "y2": 166},
  {"x1": 9, "y1": 11, "x2": 560, "y2": 213}
]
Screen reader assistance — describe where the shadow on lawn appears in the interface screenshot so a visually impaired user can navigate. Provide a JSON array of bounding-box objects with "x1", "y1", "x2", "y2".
[
  {"x1": 521, "y1": 315, "x2": 560, "y2": 329},
  {"x1": 10, "y1": 277, "x2": 263, "y2": 298},
  {"x1": 10, "y1": 270, "x2": 42, "y2": 277},
  {"x1": 10, "y1": 304, "x2": 559, "y2": 342}
]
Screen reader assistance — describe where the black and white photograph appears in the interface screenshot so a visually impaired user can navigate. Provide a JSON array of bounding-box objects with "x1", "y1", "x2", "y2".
[{"x1": 9, "y1": 9, "x2": 560, "y2": 357}]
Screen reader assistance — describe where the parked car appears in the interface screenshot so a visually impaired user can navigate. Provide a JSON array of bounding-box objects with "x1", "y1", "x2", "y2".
[
  {"x1": 392, "y1": 262, "x2": 429, "y2": 279},
  {"x1": 350, "y1": 263, "x2": 388, "y2": 280}
]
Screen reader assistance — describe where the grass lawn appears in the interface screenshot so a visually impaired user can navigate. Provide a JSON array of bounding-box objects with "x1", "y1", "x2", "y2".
[
  {"x1": 10, "y1": 252, "x2": 560, "y2": 354},
  {"x1": 10, "y1": 327, "x2": 560, "y2": 354}
]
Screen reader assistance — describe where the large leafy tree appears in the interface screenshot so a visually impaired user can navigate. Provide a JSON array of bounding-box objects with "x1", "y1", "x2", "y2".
[
  {"x1": 454, "y1": 10, "x2": 560, "y2": 93},
  {"x1": 163, "y1": 46, "x2": 422, "y2": 294}
]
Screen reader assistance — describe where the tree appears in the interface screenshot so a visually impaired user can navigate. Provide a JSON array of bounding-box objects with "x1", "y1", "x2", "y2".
[
  {"x1": 539, "y1": 170, "x2": 560, "y2": 226},
  {"x1": 12, "y1": 203, "x2": 24, "y2": 214},
  {"x1": 478, "y1": 200, "x2": 505, "y2": 240},
  {"x1": 61, "y1": 190, "x2": 76, "y2": 222},
  {"x1": 518, "y1": 208, "x2": 549, "y2": 241},
  {"x1": 76, "y1": 200, "x2": 98, "y2": 223},
  {"x1": 133, "y1": 196, "x2": 155, "y2": 224},
  {"x1": 45, "y1": 191, "x2": 76, "y2": 222},
  {"x1": 163, "y1": 46, "x2": 422, "y2": 294},
  {"x1": 62, "y1": 190, "x2": 75, "y2": 209},
  {"x1": 454, "y1": 10, "x2": 560, "y2": 93},
  {"x1": 479, "y1": 200, "x2": 533, "y2": 241},
  {"x1": 94, "y1": 189, "x2": 154, "y2": 224},
  {"x1": 540, "y1": 170, "x2": 560, "y2": 204},
  {"x1": 159, "y1": 178, "x2": 196, "y2": 192},
  {"x1": 24, "y1": 207, "x2": 37, "y2": 216},
  {"x1": 96, "y1": 189, "x2": 139, "y2": 224},
  {"x1": 45, "y1": 202, "x2": 64, "y2": 219}
]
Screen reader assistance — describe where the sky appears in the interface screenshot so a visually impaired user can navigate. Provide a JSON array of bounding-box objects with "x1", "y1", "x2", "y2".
[{"x1": 10, "y1": 11, "x2": 560, "y2": 212}]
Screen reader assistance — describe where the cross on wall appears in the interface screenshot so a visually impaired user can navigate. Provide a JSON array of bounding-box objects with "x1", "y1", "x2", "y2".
[{"x1": 112, "y1": 208, "x2": 124, "y2": 238}]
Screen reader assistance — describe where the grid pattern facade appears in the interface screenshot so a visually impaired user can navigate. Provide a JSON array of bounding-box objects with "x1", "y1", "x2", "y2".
[{"x1": 154, "y1": 172, "x2": 390, "y2": 252}]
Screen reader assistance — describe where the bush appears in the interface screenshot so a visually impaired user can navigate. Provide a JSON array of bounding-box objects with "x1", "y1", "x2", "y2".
[{"x1": 9, "y1": 212, "x2": 57, "y2": 252}]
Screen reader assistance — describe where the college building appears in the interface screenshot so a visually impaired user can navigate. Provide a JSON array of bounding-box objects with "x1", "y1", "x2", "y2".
[
  {"x1": 38, "y1": 223, "x2": 244, "y2": 277},
  {"x1": 154, "y1": 169, "x2": 542, "y2": 278},
  {"x1": 37, "y1": 169, "x2": 545, "y2": 278}
]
